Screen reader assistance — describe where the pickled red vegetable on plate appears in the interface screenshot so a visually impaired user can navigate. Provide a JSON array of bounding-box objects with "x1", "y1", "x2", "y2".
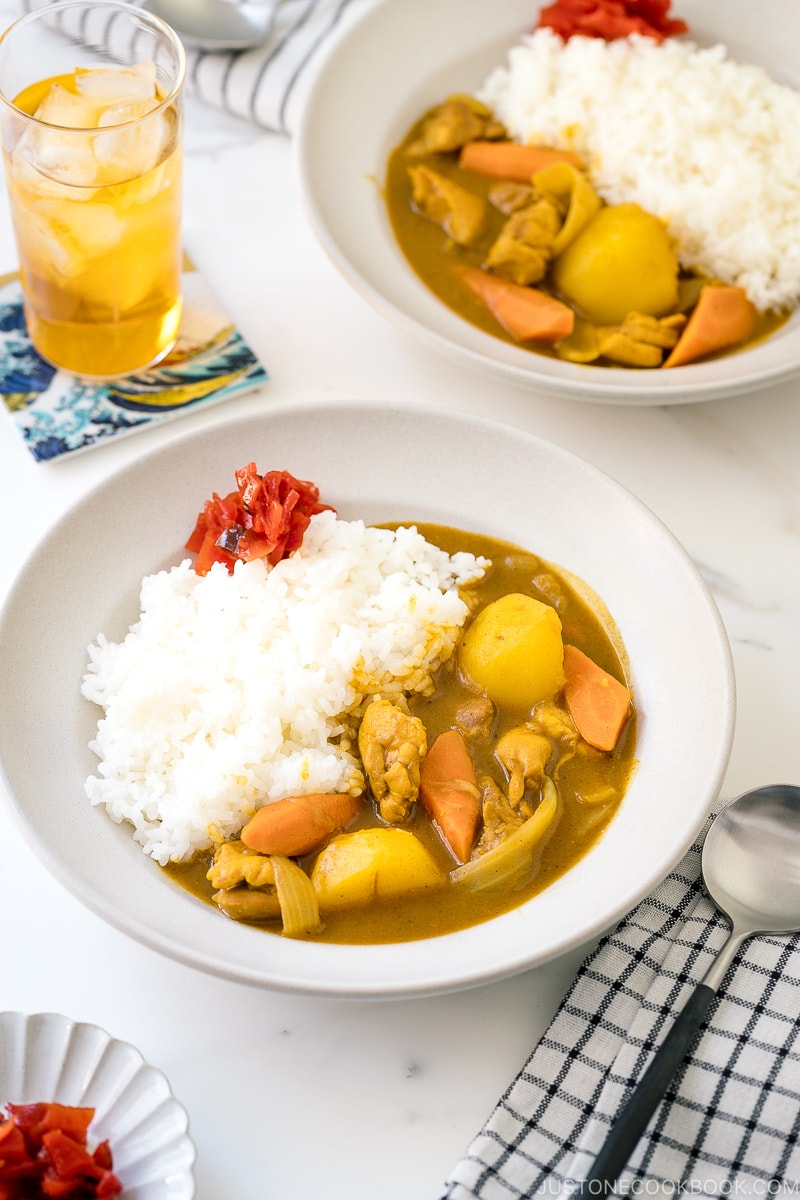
[{"x1": 0, "y1": 1101, "x2": 122, "y2": 1198}]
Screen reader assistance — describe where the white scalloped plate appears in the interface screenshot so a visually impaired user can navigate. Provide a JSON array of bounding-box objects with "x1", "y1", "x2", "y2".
[
  {"x1": 296, "y1": 0, "x2": 800, "y2": 405},
  {"x1": 0, "y1": 1012, "x2": 196, "y2": 1199}
]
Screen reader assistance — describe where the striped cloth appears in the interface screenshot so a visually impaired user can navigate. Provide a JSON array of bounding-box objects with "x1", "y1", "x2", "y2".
[
  {"x1": 18, "y1": 0, "x2": 372, "y2": 134},
  {"x1": 442, "y1": 803, "x2": 800, "y2": 1197}
]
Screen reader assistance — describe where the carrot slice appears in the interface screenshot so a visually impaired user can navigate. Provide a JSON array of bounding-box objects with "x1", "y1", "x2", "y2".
[
  {"x1": 459, "y1": 265, "x2": 574, "y2": 342},
  {"x1": 241, "y1": 793, "x2": 363, "y2": 857},
  {"x1": 459, "y1": 140, "x2": 581, "y2": 180},
  {"x1": 663, "y1": 285, "x2": 757, "y2": 368},
  {"x1": 562, "y1": 644, "x2": 631, "y2": 752},
  {"x1": 419, "y1": 729, "x2": 481, "y2": 864}
]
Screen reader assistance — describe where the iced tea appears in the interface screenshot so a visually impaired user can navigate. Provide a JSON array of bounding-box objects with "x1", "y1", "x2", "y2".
[
  {"x1": 4, "y1": 63, "x2": 182, "y2": 377},
  {"x1": 0, "y1": 2, "x2": 185, "y2": 379}
]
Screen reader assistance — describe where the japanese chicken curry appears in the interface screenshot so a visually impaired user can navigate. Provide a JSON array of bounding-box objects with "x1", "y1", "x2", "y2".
[
  {"x1": 165, "y1": 524, "x2": 637, "y2": 944},
  {"x1": 385, "y1": 97, "x2": 785, "y2": 368}
]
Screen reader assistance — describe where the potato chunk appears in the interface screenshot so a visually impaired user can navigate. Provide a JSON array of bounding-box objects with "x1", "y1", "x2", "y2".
[
  {"x1": 551, "y1": 203, "x2": 679, "y2": 324},
  {"x1": 459, "y1": 593, "x2": 565, "y2": 711},
  {"x1": 311, "y1": 828, "x2": 443, "y2": 910}
]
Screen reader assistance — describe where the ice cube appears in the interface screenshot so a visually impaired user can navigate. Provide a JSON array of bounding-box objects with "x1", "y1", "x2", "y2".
[
  {"x1": 97, "y1": 97, "x2": 160, "y2": 127},
  {"x1": 94, "y1": 107, "x2": 170, "y2": 179},
  {"x1": 9, "y1": 148, "x2": 97, "y2": 201},
  {"x1": 16, "y1": 122, "x2": 101, "y2": 189},
  {"x1": 24, "y1": 208, "x2": 78, "y2": 279},
  {"x1": 75, "y1": 62, "x2": 158, "y2": 106},
  {"x1": 34, "y1": 82, "x2": 103, "y2": 129},
  {"x1": 27, "y1": 199, "x2": 124, "y2": 279},
  {"x1": 130, "y1": 158, "x2": 168, "y2": 206},
  {"x1": 14, "y1": 79, "x2": 105, "y2": 187}
]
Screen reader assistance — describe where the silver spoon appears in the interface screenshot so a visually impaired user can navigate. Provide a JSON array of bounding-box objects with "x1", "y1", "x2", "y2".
[
  {"x1": 144, "y1": 0, "x2": 279, "y2": 50},
  {"x1": 586, "y1": 783, "x2": 800, "y2": 1187}
]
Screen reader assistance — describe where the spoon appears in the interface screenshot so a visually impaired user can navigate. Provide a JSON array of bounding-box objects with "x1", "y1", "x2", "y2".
[
  {"x1": 144, "y1": 0, "x2": 279, "y2": 50},
  {"x1": 586, "y1": 783, "x2": 800, "y2": 1187}
]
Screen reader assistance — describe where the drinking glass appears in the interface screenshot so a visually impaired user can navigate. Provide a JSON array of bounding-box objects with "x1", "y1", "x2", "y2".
[{"x1": 0, "y1": 1, "x2": 186, "y2": 378}]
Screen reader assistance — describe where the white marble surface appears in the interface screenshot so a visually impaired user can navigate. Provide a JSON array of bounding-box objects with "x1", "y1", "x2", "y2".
[{"x1": 1, "y1": 7, "x2": 800, "y2": 1198}]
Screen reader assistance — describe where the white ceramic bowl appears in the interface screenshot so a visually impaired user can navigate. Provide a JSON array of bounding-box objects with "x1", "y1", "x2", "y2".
[
  {"x1": 296, "y1": 0, "x2": 800, "y2": 406},
  {"x1": 0, "y1": 402, "x2": 735, "y2": 997},
  {"x1": 0, "y1": 1012, "x2": 196, "y2": 1198}
]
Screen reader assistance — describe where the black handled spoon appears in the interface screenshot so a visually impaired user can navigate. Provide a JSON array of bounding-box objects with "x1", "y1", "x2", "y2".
[{"x1": 585, "y1": 783, "x2": 800, "y2": 1187}]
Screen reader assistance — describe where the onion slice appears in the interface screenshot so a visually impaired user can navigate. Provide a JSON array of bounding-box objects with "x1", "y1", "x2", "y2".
[
  {"x1": 450, "y1": 776, "x2": 559, "y2": 892},
  {"x1": 272, "y1": 855, "x2": 323, "y2": 937}
]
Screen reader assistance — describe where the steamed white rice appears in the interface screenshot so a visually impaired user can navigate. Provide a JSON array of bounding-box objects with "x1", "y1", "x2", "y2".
[
  {"x1": 82, "y1": 511, "x2": 487, "y2": 865},
  {"x1": 478, "y1": 28, "x2": 800, "y2": 311}
]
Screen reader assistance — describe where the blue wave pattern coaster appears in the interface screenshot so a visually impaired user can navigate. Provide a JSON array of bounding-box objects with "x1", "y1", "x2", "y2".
[{"x1": 0, "y1": 266, "x2": 269, "y2": 461}]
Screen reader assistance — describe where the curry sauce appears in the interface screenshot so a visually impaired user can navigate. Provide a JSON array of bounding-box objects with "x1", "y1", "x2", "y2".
[
  {"x1": 164, "y1": 524, "x2": 637, "y2": 944},
  {"x1": 385, "y1": 104, "x2": 787, "y2": 365}
]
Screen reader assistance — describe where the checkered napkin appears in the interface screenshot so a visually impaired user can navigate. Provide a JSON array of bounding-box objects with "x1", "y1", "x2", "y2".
[
  {"x1": 18, "y1": 0, "x2": 372, "y2": 134},
  {"x1": 442, "y1": 803, "x2": 800, "y2": 1197}
]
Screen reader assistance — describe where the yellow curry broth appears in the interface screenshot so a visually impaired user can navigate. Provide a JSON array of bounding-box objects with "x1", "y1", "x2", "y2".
[
  {"x1": 164, "y1": 524, "x2": 636, "y2": 944},
  {"x1": 385, "y1": 107, "x2": 786, "y2": 364},
  {"x1": 386, "y1": 136, "x2": 514, "y2": 341}
]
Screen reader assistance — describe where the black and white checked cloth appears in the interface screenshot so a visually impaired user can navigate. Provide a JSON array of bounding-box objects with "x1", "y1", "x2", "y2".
[
  {"x1": 443, "y1": 804, "x2": 800, "y2": 1197},
  {"x1": 17, "y1": 0, "x2": 372, "y2": 134}
]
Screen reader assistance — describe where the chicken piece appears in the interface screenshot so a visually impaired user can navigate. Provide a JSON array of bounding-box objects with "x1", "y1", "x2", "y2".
[
  {"x1": 530, "y1": 699, "x2": 579, "y2": 747},
  {"x1": 213, "y1": 888, "x2": 281, "y2": 922},
  {"x1": 207, "y1": 839, "x2": 276, "y2": 890},
  {"x1": 410, "y1": 97, "x2": 505, "y2": 154},
  {"x1": 598, "y1": 334, "x2": 661, "y2": 367},
  {"x1": 599, "y1": 311, "x2": 687, "y2": 367},
  {"x1": 622, "y1": 311, "x2": 686, "y2": 347},
  {"x1": 475, "y1": 775, "x2": 534, "y2": 853},
  {"x1": 408, "y1": 165, "x2": 486, "y2": 246},
  {"x1": 484, "y1": 196, "x2": 563, "y2": 285},
  {"x1": 489, "y1": 181, "x2": 536, "y2": 215},
  {"x1": 495, "y1": 728, "x2": 552, "y2": 804},
  {"x1": 453, "y1": 695, "x2": 495, "y2": 741},
  {"x1": 358, "y1": 698, "x2": 428, "y2": 824}
]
